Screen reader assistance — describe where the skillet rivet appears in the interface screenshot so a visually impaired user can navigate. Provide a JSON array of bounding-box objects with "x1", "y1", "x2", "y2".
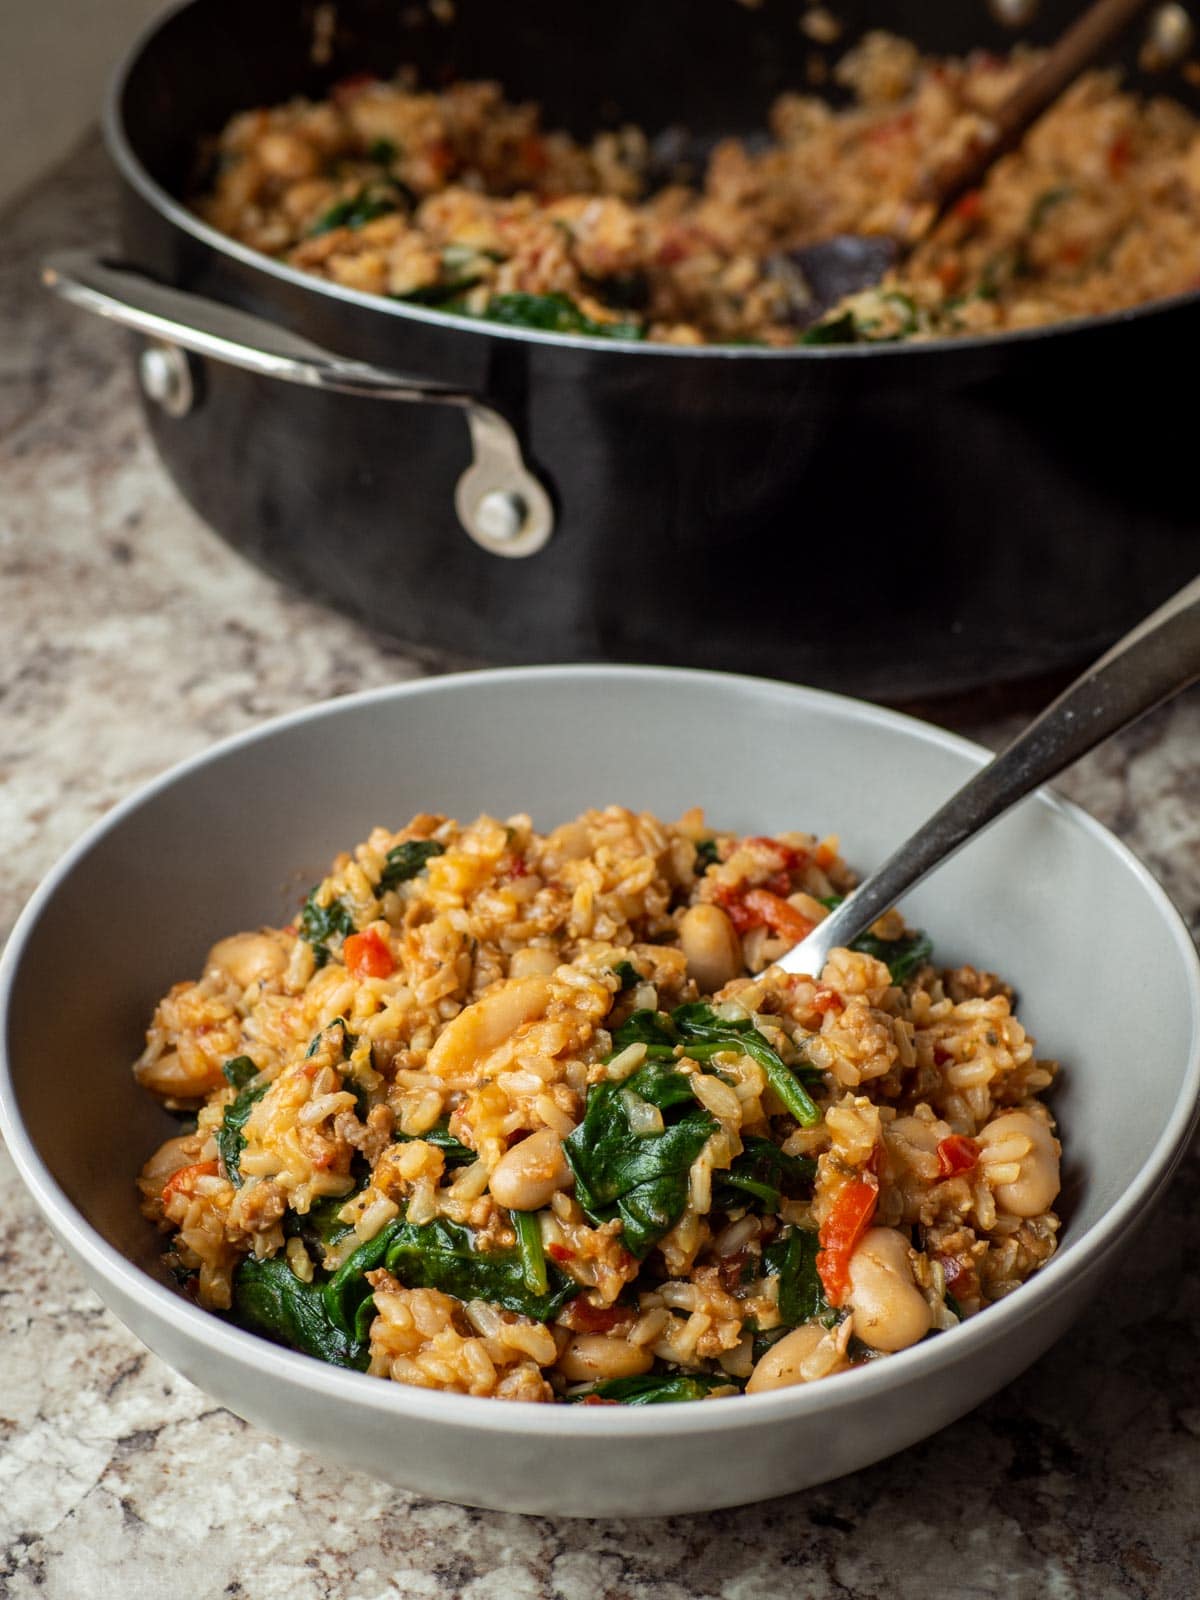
[
  {"x1": 475, "y1": 490, "x2": 528, "y2": 547},
  {"x1": 138, "y1": 342, "x2": 194, "y2": 419}
]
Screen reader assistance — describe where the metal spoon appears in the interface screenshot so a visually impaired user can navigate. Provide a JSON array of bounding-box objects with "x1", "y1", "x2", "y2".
[
  {"x1": 776, "y1": 573, "x2": 1200, "y2": 977},
  {"x1": 788, "y1": 0, "x2": 1157, "y2": 321}
]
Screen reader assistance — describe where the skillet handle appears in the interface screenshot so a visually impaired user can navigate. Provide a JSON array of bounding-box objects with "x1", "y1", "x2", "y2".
[{"x1": 41, "y1": 249, "x2": 554, "y2": 558}]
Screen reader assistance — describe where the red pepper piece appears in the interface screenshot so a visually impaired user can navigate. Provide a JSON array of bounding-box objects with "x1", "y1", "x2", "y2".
[
  {"x1": 343, "y1": 927, "x2": 395, "y2": 980},
  {"x1": 816, "y1": 1177, "x2": 878, "y2": 1307},
  {"x1": 936, "y1": 1134, "x2": 980, "y2": 1178}
]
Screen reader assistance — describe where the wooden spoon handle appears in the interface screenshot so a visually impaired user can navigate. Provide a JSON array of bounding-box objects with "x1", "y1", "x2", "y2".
[{"x1": 917, "y1": 0, "x2": 1155, "y2": 217}]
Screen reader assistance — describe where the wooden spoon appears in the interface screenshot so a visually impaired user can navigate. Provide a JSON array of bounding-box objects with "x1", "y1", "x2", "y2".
[{"x1": 788, "y1": 0, "x2": 1157, "y2": 322}]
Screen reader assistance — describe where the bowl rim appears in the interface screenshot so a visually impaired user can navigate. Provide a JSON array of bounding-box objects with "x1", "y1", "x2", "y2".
[
  {"x1": 104, "y1": 0, "x2": 1200, "y2": 365},
  {"x1": 3, "y1": 663, "x2": 1199, "y2": 1440}
]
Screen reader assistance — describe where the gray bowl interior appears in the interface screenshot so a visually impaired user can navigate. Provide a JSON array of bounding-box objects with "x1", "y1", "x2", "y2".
[{"x1": 5, "y1": 668, "x2": 1196, "y2": 1304}]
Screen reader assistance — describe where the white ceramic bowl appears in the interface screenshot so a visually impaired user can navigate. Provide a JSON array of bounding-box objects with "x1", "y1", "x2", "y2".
[{"x1": 2, "y1": 666, "x2": 1198, "y2": 1518}]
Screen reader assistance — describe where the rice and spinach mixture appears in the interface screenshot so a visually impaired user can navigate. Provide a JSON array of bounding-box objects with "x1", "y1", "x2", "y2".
[
  {"x1": 135, "y1": 807, "x2": 1061, "y2": 1404},
  {"x1": 193, "y1": 31, "x2": 1200, "y2": 344}
]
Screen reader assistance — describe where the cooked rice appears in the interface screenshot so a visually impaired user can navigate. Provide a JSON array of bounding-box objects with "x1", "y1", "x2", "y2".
[
  {"x1": 134, "y1": 805, "x2": 1061, "y2": 1403},
  {"x1": 192, "y1": 33, "x2": 1200, "y2": 344}
]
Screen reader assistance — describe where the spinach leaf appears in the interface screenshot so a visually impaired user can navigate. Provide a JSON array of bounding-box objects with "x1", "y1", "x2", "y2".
[
  {"x1": 563, "y1": 1062, "x2": 717, "y2": 1257},
  {"x1": 222, "y1": 1055, "x2": 258, "y2": 1090},
  {"x1": 799, "y1": 310, "x2": 860, "y2": 346},
  {"x1": 310, "y1": 188, "x2": 398, "y2": 236},
  {"x1": 216, "y1": 1077, "x2": 268, "y2": 1187},
  {"x1": 945, "y1": 1289, "x2": 963, "y2": 1321},
  {"x1": 380, "y1": 1215, "x2": 576, "y2": 1320},
  {"x1": 512, "y1": 1209, "x2": 548, "y2": 1297},
  {"x1": 611, "y1": 960, "x2": 641, "y2": 992},
  {"x1": 672, "y1": 1003, "x2": 821, "y2": 1128},
  {"x1": 305, "y1": 1016, "x2": 357, "y2": 1059},
  {"x1": 609, "y1": 1009, "x2": 680, "y2": 1061},
  {"x1": 1027, "y1": 184, "x2": 1073, "y2": 233},
  {"x1": 367, "y1": 137, "x2": 399, "y2": 165},
  {"x1": 231, "y1": 1255, "x2": 370, "y2": 1369},
  {"x1": 474, "y1": 291, "x2": 643, "y2": 340},
  {"x1": 569, "y1": 1372, "x2": 736, "y2": 1404},
  {"x1": 713, "y1": 1136, "x2": 816, "y2": 1214},
  {"x1": 694, "y1": 838, "x2": 721, "y2": 868},
  {"x1": 817, "y1": 898, "x2": 933, "y2": 983},
  {"x1": 378, "y1": 838, "x2": 445, "y2": 891},
  {"x1": 762, "y1": 1225, "x2": 836, "y2": 1327},
  {"x1": 285, "y1": 1190, "x2": 357, "y2": 1252},
  {"x1": 394, "y1": 1121, "x2": 476, "y2": 1167},
  {"x1": 298, "y1": 889, "x2": 356, "y2": 969},
  {"x1": 849, "y1": 929, "x2": 932, "y2": 983}
]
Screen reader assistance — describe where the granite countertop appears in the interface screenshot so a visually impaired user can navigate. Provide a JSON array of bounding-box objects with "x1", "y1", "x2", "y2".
[{"x1": 2, "y1": 141, "x2": 1199, "y2": 1600}]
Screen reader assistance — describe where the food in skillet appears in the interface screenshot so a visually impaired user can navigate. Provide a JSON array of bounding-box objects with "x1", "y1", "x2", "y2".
[
  {"x1": 135, "y1": 807, "x2": 1061, "y2": 1403},
  {"x1": 192, "y1": 31, "x2": 1200, "y2": 344}
]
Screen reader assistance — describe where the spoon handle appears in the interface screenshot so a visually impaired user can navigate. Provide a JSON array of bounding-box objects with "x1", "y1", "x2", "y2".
[
  {"x1": 776, "y1": 572, "x2": 1200, "y2": 975},
  {"x1": 916, "y1": 0, "x2": 1155, "y2": 221}
]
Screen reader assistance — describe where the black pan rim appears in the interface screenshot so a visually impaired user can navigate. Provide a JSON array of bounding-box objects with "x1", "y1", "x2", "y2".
[{"x1": 105, "y1": 0, "x2": 1200, "y2": 364}]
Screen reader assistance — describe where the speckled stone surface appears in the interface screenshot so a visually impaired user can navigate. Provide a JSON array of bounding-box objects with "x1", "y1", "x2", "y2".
[{"x1": 2, "y1": 142, "x2": 1199, "y2": 1600}]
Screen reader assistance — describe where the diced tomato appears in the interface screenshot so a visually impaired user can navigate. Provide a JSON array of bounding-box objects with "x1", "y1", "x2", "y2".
[
  {"x1": 741, "y1": 889, "x2": 816, "y2": 944},
  {"x1": 562, "y1": 1299, "x2": 631, "y2": 1334},
  {"x1": 936, "y1": 1134, "x2": 980, "y2": 1178},
  {"x1": 343, "y1": 928, "x2": 394, "y2": 980},
  {"x1": 935, "y1": 259, "x2": 963, "y2": 292},
  {"x1": 813, "y1": 839, "x2": 837, "y2": 871},
  {"x1": 331, "y1": 72, "x2": 378, "y2": 106},
  {"x1": 1058, "y1": 242, "x2": 1087, "y2": 267},
  {"x1": 953, "y1": 188, "x2": 983, "y2": 223},
  {"x1": 763, "y1": 869, "x2": 793, "y2": 897},
  {"x1": 816, "y1": 1177, "x2": 878, "y2": 1307},
  {"x1": 580, "y1": 1395, "x2": 620, "y2": 1405},
  {"x1": 505, "y1": 856, "x2": 529, "y2": 879},
  {"x1": 423, "y1": 137, "x2": 455, "y2": 183},
  {"x1": 161, "y1": 1160, "x2": 219, "y2": 1203},
  {"x1": 520, "y1": 134, "x2": 548, "y2": 173},
  {"x1": 1107, "y1": 133, "x2": 1132, "y2": 178},
  {"x1": 933, "y1": 1045, "x2": 953, "y2": 1066},
  {"x1": 940, "y1": 1253, "x2": 965, "y2": 1287},
  {"x1": 811, "y1": 985, "x2": 845, "y2": 1015},
  {"x1": 546, "y1": 1242, "x2": 576, "y2": 1263}
]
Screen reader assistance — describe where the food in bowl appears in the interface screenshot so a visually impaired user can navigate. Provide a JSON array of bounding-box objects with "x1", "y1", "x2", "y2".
[
  {"x1": 193, "y1": 31, "x2": 1200, "y2": 345},
  {"x1": 134, "y1": 804, "x2": 1061, "y2": 1403}
]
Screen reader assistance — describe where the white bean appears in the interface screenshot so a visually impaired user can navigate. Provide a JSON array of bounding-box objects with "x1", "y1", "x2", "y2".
[
  {"x1": 508, "y1": 946, "x2": 560, "y2": 980},
  {"x1": 488, "y1": 1128, "x2": 572, "y2": 1212},
  {"x1": 426, "y1": 976, "x2": 552, "y2": 1077},
  {"x1": 557, "y1": 1334, "x2": 653, "y2": 1383},
  {"x1": 977, "y1": 1110, "x2": 1061, "y2": 1217},
  {"x1": 846, "y1": 1227, "x2": 933, "y2": 1353},
  {"x1": 679, "y1": 903, "x2": 743, "y2": 993},
  {"x1": 745, "y1": 1324, "x2": 827, "y2": 1392},
  {"x1": 206, "y1": 930, "x2": 288, "y2": 989},
  {"x1": 134, "y1": 1048, "x2": 224, "y2": 1099}
]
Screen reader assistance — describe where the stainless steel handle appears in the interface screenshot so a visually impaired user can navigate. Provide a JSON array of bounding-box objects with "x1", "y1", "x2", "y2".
[
  {"x1": 779, "y1": 572, "x2": 1200, "y2": 974},
  {"x1": 41, "y1": 249, "x2": 554, "y2": 558}
]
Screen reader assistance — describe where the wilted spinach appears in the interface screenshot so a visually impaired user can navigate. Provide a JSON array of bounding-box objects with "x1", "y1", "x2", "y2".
[
  {"x1": 819, "y1": 897, "x2": 933, "y2": 983},
  {"x1": 762, "y1": 1225, "x2": 836, "y2": 1327},
  {"x1": 298, "y1": 889, "x2": 356, "y2": 969},
  {"x1": 378, "y1": 838, "x2": 445, "y2": 891},
  {"x1": 569, "y1": 1372, "x2": 736, "y2": 1404},
  {"x1": 216, "y1": 1071, "x2": 268, "y2": 1187},
  {"x1": 671, "y1": 1004, "x2": 821, "y2": 1128},
  {"x1": 713, "y1": 1136, "x2": 816, "y2": 1214},
  {"x1": 563, "y1": 1061, "x2": 717, "y2": 1257},
  {"x1": 378, "y1": 1215, "x2": 576, "y2": 1320},
  {"x1": 473, "y1": 291, "x2": 643, "y2": 340},
  {"x1": 310, "y1": 187, "x2": 398, "y2": 236}
]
